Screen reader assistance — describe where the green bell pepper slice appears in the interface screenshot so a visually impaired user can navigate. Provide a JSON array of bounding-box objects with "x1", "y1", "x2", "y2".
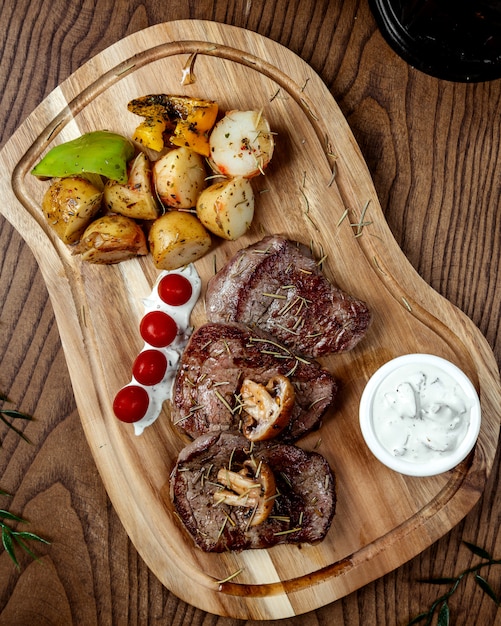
[{"x1": 31, "y1": 130, "x2": 135, "y2": 184}]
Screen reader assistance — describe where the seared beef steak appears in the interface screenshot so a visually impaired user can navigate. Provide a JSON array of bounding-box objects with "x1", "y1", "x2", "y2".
[
  {"x1": 172, "y1": 322, "x2": 337, "y2": 442},
  {"x1": 206, "y1": 235, "x2": 371, "y2": 357},
  {"x1": 170, "y1": 431, "x2": 336, "y2": 552}
]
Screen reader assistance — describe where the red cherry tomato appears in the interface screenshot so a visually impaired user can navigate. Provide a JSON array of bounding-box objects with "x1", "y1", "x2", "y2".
[
  {"x1": 140, "y1": 311, "x2": 177, "y2": 347},
  {"x1": 113, "y1": 385, "x2": 149, "y2": 423},
  {"x1": 132, "y1": 349, "x2": 167, "y2": 386},
  {"x1": 158, "y1": 273, "x2": 193, "y2": 306}
]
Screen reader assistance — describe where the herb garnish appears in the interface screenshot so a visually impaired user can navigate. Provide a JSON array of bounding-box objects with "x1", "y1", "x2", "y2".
[
  {"x1": 269, "y1": 88, "x2": 281, "y2": 102},
  {"x1": 326, "y1": 141, "x2": 337, "y2": 187},
  {"x1": 408, "y1": 541, "x2": 501, "y2": 625},
  {"x1": 337, "y1": 201, "x2": 375, "y2": 238},
  {"x1": 301, "y1": 187, "x2": 320, "y2": 232},
  {"x1": 300, "y1": 78, "x2": 310, "y2": 93},
  {"x1": 0, "y1": 393, "x2": 50, "y2": 567},
  {"x1": 0, "y1": 392, "x2": 33, "y2": 443},
  {"x1": 214, "y1": 390, "x2": 234, "y2": 413},
  {"x1": 337, "y1": 208, "x2": 349, "y2": 227},
  {"x1": 0, "y1": 508, "x2": 50, "y2": 568},
  {"x1": 217, "y1": 567, "x2": 244, "y2": 585},
  {"x1": 273, "y1": 526, "x2": 301, "y2": 536},
  {"x1": 351, "y1": 199, "x2": 372, "y2": 237}
]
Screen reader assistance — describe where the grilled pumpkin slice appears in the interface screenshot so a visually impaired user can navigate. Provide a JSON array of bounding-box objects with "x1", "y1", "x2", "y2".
[{"x1": 128, "y1": 94, "x2": 218, "y2": 156}]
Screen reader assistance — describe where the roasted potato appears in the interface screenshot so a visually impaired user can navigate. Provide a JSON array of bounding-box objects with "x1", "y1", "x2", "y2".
[
  {"x1": 148, "y1": 211, "x2": 211, "y2": 270},
  {"x1": 196, "y1": 177, "x2": 254, "y2": 240},
  {"x1": 153, "y1": 147, "x2": 207, "y2": 209},
  {"x1": 74, "y1": 214, "x2": 148, "y2": 264},
  {"x1": 42, "y1": 176, "x2": 103, "y2": 244},
  {"x1": 103, "y1": 152, "x2": 160, "y2": 220},
  {"x1": 208, "y1": 110, "x2": 274, "y2": 178}
]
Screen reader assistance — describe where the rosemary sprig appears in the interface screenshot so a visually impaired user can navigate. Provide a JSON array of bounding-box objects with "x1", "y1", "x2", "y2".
[
  {"x1": 217, "y1": 567, "x2": 244, "y2": 585},
  {"x1": 408, "y1": 541, "x2": 501, "y2": 625},
  {"x1": 350, "y1": 199, "x2": 372, "y2": 237},
  {"x1": 0, "y1": 395, "x2": 33, "y2": 444},
  {"x1": 301, "y1": 187, "x2": 320, "y2": 232},
  {"x1": 269, "y1": 88, "x2": 281, "y2": 102},
  {"x1": 0, "y1": 509, "x2": 50, "y2": 568},
  {"x1": 214, "y1": 390, "x2": 234, "y2": 413},
  {"x1": 0, "y1": 392, "x2": 49, "y2": 567},
  {"x1": 273, "y1": 527, "x2": 301, "y2": 536}
]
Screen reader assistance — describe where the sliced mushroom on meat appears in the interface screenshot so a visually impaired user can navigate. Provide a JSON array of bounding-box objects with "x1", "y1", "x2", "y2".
[
  {"x1": 170, "y1": 431, "x2": 336, "y2": 552},
  {"x1": 240, "y1": 374, "x2": 295, "y2": 441},
  {"x1": 214, "y1": 459, "x2": 276, "y2": 526}
]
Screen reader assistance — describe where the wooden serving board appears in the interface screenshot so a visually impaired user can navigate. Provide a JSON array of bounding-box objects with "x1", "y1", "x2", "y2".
[{"x1": 1, "y1": 20, "x2": 500, "y2": 620}]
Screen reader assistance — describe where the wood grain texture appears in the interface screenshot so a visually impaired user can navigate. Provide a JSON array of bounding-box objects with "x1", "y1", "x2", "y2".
[{"x1": 0, "y1": 1, "x2": 500, "y2": 625}]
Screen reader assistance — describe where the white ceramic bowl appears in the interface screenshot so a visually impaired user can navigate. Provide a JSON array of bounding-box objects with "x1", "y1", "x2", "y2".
[{"x1": 359, "y1": 354, "x2": 481, "y2": 477}]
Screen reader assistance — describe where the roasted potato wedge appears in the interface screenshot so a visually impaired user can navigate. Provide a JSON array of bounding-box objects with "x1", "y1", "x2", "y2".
[
  {"x1": 196, "y1": 177, "x2": 254, "y2": 240},
  {"x1": 153, "y1": 147, "x2": 207, "y2": 209},
  {"x1": 209, "y1": 110, "x2": 274, "y2": 178},
  {"x1": 74, "y1": 214, "x2": 148, "y2": 264},
  {"x1": 42, "y1": 176, "x2": 103, "y2": 244},
  {"x1": 148, "y1": 211, "x2": 211, "y2": 270},
  {"x1": 103, "y1": 152, "x2": 160, "y2": 220}
]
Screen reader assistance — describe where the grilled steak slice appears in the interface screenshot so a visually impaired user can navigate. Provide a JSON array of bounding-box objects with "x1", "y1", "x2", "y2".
[
  {"x1": 170, "y1": 431, "x2": 336, "y2": 552},
  {"x1": 206, "y1": 235, "x2": 371, "y2": 357},
  {"x1": 172, "y1": 322, "x2": 337, "y2": 442}
]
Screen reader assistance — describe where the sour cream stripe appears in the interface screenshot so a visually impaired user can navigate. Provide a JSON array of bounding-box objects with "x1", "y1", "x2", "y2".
[{"x1": 113, "y1": 264, "x2": 201, "y2": 435}]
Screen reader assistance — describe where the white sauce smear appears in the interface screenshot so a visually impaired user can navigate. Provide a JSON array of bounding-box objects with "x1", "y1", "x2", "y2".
[
  {"x1": 372, "y1": 363, "x2": 473, "y2": 463},
  {"x1": 127, "y1": 264, "x2": 200, "y2": 436}
]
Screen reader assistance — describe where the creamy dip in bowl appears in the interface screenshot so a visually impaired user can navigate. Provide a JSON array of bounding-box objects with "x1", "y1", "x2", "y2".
[{"x1": 359, "y1": 354, "x2": 481, "y2": 477}]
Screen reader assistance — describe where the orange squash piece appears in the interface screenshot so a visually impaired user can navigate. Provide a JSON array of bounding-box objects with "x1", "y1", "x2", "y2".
[
  {"x1": 132, "y1": 117, "x2": 168, "y2": 152},
  {"x1": 169, "y1": 99, "x2": 219, "y2": 156},
  {"x1": 128, "y1": 95, "x2": 218, "y2": 156}
]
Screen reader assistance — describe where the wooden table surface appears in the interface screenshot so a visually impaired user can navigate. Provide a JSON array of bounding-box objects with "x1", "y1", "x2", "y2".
[{"x1": 0, "y1": 1, "x2": 500, "y2": 625}]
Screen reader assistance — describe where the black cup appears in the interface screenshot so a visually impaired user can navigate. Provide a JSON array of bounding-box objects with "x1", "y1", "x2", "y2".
[{"x1": 369, "y1": 0, "x2": 501, "y2": 82}]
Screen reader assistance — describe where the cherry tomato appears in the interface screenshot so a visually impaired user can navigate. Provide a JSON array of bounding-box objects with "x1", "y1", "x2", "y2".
[
  {"x1": 132, "y1": 349, "x2": 167, "y2": 386},
  {"x1": 158, "y1": 273, "x2": 193, "y2": 306},
  {"x1": 113, "y1": 385, "x2": 149, "y2": 423},
  {"x1": 140, "y1": 311, "x2": 177, "y2": 347}
]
